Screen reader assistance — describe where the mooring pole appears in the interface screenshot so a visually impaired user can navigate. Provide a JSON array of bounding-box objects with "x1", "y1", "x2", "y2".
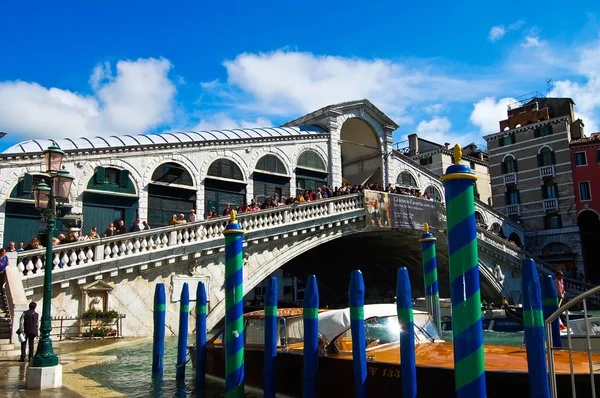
[
  {"x1": 349, "y1": 270, "x2": 367, "y2": 398},
  {"x1": 264, "y1": 277, "x2": 278, "y2": 398},
  {"x1": 440, "y1": 144, "x2": 486, "y2": 397},
  {"x1": 303, "y1": 275, "x2": 319, "y2": 398},
  {"x1": 397, "y1": 267, "x2": 417, "y2": 398},
  {"x1": 195, "y1": 281, "x2": 207, "y2": 387},
  {"x1": 152, "y1": 283, "x2": 166, "y2": 379},
  {"x1": 176, "y1": 282, "x2": 190, "y2": 381},
  {"x1": 541, "y1": 275, "x2": 561, "y2": 348},
  {"x1": 523, "y1": 258, "x2": 551, "y2": 398},
  {"x1": 419, "y1": 223, "x2": 441, "y2": 333},
  {"x1": 223, "y1": 210, "x2": 245, "y2": 397}
]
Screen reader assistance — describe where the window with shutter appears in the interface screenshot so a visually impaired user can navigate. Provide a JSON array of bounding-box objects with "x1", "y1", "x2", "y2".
[
  {"x1": 297, "y1": 151, "x2": 326, "y2": 171},
  {"x1": 95, "y1": 167, "x2": 106, "y2": 184},
  {"x1": 119, "y1": 170, "x2": 130, "y2": 188},
  {"x1": 22, "y1": 173, "x2": 33, "y2": 194}
]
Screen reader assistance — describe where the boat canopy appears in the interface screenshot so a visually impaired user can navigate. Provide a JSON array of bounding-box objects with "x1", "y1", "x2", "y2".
[{"x1": 317, "y1": 303, "x2": 429, "y2": 344}]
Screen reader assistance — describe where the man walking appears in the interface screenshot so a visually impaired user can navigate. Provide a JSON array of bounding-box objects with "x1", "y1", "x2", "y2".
[{"x1": 18, "y1": 302, "x2": 39, "y2": 362}]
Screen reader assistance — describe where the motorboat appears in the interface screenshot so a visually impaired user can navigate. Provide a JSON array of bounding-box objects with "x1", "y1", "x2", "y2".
[
  {"x1": 413, "y1": 297, "x2": 523, "y2": 332},
  {"x1": 561, "y1": 316, "x2": 600, "y2": 352},
  {"x1": 190, "y1": 304, "x2": 599, "y2": 397}
]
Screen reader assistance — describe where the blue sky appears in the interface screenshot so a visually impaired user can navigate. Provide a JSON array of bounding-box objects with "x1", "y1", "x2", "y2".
[{"x1": 1, "y1": 1, "x2": 599, "y2": 152}]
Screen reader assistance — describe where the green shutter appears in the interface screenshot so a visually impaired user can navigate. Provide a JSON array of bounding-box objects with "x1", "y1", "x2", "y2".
[
  {"x1": 551, "y1": 151, "x2": 556, "y2": 165},
  {"x1": 547, "y1": 125, "x2": 553, "y2": 135},
  {"x1": 516, "y1": 191, "x2": 521, "y2": 203},
  {"x1": 95, "y1": 167, "x2": 106, "y2": 184},
  {"x1": 119, "y1": 169, "x2": 130, "y2": 188},
  {"x1": 534, "y1": 129, "x2": 540, "y2": 138},
  {"x1": 22, "y1": 173, "x2": 33, "y2": 194},
  {"x1": 537, "y1": 154, "x2": 542, "y2": 167},
  {"x1": 513, "y1": 159, "x2": 518, "y2": 173}
]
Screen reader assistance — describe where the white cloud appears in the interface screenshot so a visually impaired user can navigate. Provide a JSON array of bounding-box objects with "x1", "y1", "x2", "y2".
[
  {"x1": 522, "y1": 35, "x2": 543, "y2": 48},
  {"x1": 415, "y1": 117, "x2": 452, "y2": 143},
  {"x1": 206, "y1": 50, "x2": 501, "y2": 121},
  {"x1": 424, "y1": 103, "x2": 445, "y2": 114},
  {"x1": 469, "y1": 97, "x2": 514, "y2": 134},
  {"x1": 191, "y1": 113, "x2": 272, "y2": 131},
  {"x1": 0, "y1": 57, "x2": 176, "y2": 140},
  {"x1": 489, "y1": 26, "x2": 506, "y2": 42}
]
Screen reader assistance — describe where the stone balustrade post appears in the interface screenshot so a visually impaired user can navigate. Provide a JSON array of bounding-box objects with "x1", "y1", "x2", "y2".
[
  {"x1": 327, "y1": 201, "x2": 334, "y2": 214},
  {"x1": 283, "y1": 209, "x2": 290, "y2": 224},
  {"x1": 169, "y1": 230, "x2": 178, "y2": 246},
  {"x1": 94, "y1": 244, "x2": 105, "y2": 262}
]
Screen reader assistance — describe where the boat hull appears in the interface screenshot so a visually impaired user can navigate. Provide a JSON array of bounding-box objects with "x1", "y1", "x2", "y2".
[{"x1": 197, "y1": 346, "x2": 598, "y2": 397}]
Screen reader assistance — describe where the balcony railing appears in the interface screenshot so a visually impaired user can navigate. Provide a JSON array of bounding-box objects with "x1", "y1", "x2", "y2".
[
  {"x1": 542, "y1": 198, "x2": 558, "y2": 211},
  {"x1": 503, "y1": 173, "x2": 517, "y2": 185},
  {"x1": 505, "y1": 204, "x2": 521, "y2": 216},
  {"x1": 540, "y1": 165, "x2": 555, "y2": 178}
]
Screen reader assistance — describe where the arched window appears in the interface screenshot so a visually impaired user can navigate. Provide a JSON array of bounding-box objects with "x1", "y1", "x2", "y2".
[
  {"x1": 538, "y1": 147, "x2": 555, "y2": 167},
  {"x1": 508, "y1": 232, "x2": 523, "y2": 248},
  {"x1": 208, "y1": 159, "x2": 244, "y2": 181},
  {"x1": 256, "y1": 155, "x2": 288, "y2": 175},
  {"x1": 254, "y1": 155, "x2": 290, "y2": 201},
  {"x1": 396, "y1": 172, "x2": 418, "y2": 189},
  {"x1": 502, "y1": 156, "x2": 517, "y2": 174},
  {"x1": 424, "y1": 186, "x2": 441, "y2": 200},
  {"x1": 151, "y1": 162, "x2": 194, "y2": 186},
  {"x1": 475, "y1": 211, "x2": 485, "y2": 226},
  {"x1": 542, "y1": 178, "x2": 558, "y2": 199},
  {"x1": 297, "y1": 151, "x2": 326, "y2": 171}
]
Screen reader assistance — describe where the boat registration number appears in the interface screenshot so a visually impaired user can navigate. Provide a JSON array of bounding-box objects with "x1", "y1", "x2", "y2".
[{"x1": 368, "y1": 367, "x2": 401, "y2": 378}]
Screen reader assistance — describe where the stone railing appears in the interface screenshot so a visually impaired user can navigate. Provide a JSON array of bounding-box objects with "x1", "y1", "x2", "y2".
[
  {"x1": 540, "y1": 165, "x2": 555, "y2": 178},
  {"x1": 503, "y1": 173, "x2": 517, "y2": 185},
  {"x1": 505, "y1": 204, "x2": 520, "y2": 216},
  {"x1": 16, "y1": 194, "x2": 364, "y2": 279},
  {"x1": 542, "y1": 198, "x2": 558, "y2": 211}
]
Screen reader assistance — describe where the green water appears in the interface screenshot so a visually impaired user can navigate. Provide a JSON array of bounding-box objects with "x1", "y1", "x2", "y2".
[{"x1": 77, "y1": 331, "x2": 525, "y2": 396}]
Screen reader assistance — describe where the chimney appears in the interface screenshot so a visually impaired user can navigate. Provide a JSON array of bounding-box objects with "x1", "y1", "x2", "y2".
[
  {"x1": 444, "y1": 142, "x2": 450, "y2": 149},
  {"x1": 408, "y1": 134, "x2": 419, "y2": 156}
]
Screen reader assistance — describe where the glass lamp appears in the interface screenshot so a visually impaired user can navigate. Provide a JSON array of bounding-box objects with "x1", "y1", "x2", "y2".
[
  {"x1": 44, "y1": 143, "x2": 65, "y2": 173},
  {"x1": 52, "y1": 170, "x2": 75, "y2": 203},
  {"x1": 33, "y1": 182, "x2": 51, "y2": 210}
]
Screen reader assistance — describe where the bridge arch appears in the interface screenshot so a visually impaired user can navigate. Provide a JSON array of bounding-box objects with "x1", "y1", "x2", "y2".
[
  {"x1": 424, "y1": 185, "x2": 442, "y2": 201},
  {"x1": 396, "y1": 170, "x2": 419, "y2": 190},
  {"x1": 340, "y1": 117, "x2": 383, "y2": 186}
]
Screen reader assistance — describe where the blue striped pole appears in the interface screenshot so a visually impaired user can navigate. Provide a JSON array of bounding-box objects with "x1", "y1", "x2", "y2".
[
  {"x1": 223, "y1": 210, "x2": 245, "y2": 397},
  {"x1": 176, "y1": 282, "x2": 190, "y2": 381},
  {"x1": 303, "y1": 275, "x2": 319, "y2": 398},
  {"x1": 419, "y1": 223, "x2": 441, "y2": 333},
  {"x1": 195, "y1": 281, "x2": 207, "y2": 387},
  {"x1": 522, "y1": 258, "x2": 551, "y2": 398},
  {"x1": 440, "y1": 144, "x2": 486, "y2": 397},
  {"x1": 397, "y1": 267, "x2": 417, "y2": 398},
  {"x1": 264, "y1": 277, "x2": 278, "y2": 398},
  {"x1": 542, "y1": 275, "x2": 561, "y2": 348},
  {"x1": 152, "y1": 283, "x2": 166, "y2": 379},
  {"x1": 349, "y1": 270, "x2": 367, "y2": 398}
]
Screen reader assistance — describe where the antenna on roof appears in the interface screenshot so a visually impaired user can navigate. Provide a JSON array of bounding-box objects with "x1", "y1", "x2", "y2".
[{"x1": 545, "y1": 78, "x2": 554, "y2": 96}]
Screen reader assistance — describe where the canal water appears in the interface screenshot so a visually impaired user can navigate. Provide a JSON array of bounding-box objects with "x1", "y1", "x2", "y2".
[{"x1": 77, "y1": 331, "x2": 525, "y2": 397}]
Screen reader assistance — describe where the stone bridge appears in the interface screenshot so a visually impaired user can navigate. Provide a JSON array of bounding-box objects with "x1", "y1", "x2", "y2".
[{"x1": 10, "y1": 192, "x2": 592, "y2": 336}]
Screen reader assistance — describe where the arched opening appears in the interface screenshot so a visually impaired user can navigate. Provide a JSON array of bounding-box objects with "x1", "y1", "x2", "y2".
[
  {"x1": 508, "y1": 232, "x2": 522, "y2": 248},
  {"x1": 83, "y1": 166, "x2": 139, "y2": 234},
  {"x1": 501, "y1": 155, "x2": 517, "y2": 174},
  {"x1": 538, "y1": 147, "x2": 555, "y2": 167},
  {"x1": 396, "y1": 171, "x2": 419, "y2": 191},
  {"x1": 295, "y1": 150, "x2": 328, "y2": 193},
  {"x1": 340, "y1": 118, "x2": 382, "y2": 186},
  {"x1": 541, "y1": 178, "x2": 558, "y2": 199},
  {"x1": 475, "y1": 211, "x2": 486, "y2": 228},
  {"x1": 205, "y1": 159, "x2": 246, "y2": 217},
  {"x1": 541, "y1": 242, "x2": 575, "y2": 275},
  {"x1": 253, "y1": 155, "x2": 290, "y2": 204},
  {"x1": 424, "y1": 186, "x2": 442, "y2": 201},
  {"x1": 578, "y1": 210, "x2": 600, "y2": 283},
  {"x1": 489, "y1": 222, "x2": 504, "y2": 238},
  {"x1": 148, "y1": 162, "x2": 197, "y2": 227},
  {"x1": 3, "y1": 173, "x2": 71, "y2": 247}
]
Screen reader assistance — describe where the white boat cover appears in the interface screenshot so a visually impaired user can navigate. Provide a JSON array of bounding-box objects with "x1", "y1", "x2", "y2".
[{"x1": 317, "y1": 303, "x2": 428, "y2": 344}]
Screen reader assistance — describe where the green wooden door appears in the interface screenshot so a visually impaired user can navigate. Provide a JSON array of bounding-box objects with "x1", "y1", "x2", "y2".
[
  {"x1": 82, "y1": 192, "x2": 139, "y2": 235},
  {"x1": 3, "y1": 202, "x2": 42, "y2": 247}
]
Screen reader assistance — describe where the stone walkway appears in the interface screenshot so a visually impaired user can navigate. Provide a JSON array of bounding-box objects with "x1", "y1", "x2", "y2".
[{"x1": 0, "y1": 338, "x2": 147, "y2": 397}]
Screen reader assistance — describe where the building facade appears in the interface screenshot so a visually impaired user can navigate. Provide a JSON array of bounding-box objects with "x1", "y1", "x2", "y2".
[
  {"x1": 404, "y1": 134, "x2": 492, "y2": 205},
  {"x1": 483, "y1": 97, "x2": 585, "y2": 275},
  {"x1": 570, "y1": 133, "x2": 600, "y2": 282}
]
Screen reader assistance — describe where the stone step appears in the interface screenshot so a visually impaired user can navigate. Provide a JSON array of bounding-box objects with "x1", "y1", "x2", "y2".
[
  {"x1": 0, "y1": 349, "x2": 21, "y2": 359},
  {"x1": 0, "y1": 343, "x2": 18, "y2": 351}
]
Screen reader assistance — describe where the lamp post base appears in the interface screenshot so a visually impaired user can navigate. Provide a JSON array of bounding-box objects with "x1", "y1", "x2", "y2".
[{"x1": 26, "y1": 364, "x2": 62, "y2": 390}]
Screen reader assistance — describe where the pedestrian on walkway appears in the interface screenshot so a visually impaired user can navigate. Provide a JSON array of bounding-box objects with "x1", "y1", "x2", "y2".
[
  {"x1": 18, "y1": 302, "x2": 39, "y2": 362},
  {"x1": 0, "y1": 248, "x2": 8, "y2": 296}
]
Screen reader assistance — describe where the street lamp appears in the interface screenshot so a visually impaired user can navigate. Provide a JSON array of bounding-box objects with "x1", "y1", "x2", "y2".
[{"x1": 31, "y1": 143, "x2": 74, "y2": 369}]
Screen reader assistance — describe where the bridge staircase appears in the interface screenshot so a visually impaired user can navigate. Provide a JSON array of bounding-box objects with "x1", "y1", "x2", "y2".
[
  {"x1": 8, "y1": 193, "x2": 595, "y2": 329},
  {"x1": 0, "y1": 294, "x2": 20, "y2": 358}
]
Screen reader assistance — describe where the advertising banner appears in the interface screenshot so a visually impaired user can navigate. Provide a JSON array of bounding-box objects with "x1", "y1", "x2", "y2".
[{"x1": 364, "y1": 191, "x2": 446, "y2": 231}]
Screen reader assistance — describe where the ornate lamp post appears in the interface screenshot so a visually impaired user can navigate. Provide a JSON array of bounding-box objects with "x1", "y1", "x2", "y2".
[{"x1": 31, "y1": 143, "x2": 74, "y2": 368}]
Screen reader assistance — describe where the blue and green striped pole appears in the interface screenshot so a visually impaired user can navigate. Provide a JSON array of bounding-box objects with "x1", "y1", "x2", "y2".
[
  {"x1": 195, "y1": 281, "x2": 207, "y2": 387},
  {"x1": 419, "y1": 223, "x2": 441, "y2": 333},
  {"x1": 542, "y1": 275, "x2": 561, "y2": 348},
  {"x1": 349, "y1": 270, "x2": 367, "y2": 398},
  {"x1": 303, "y1": 275, "x2": 319, "y2": 398},
  {"x1": 176, "y1": 282, "x2": 190, "y2": 381},
  {"x1": 440, "y1": 144, "x2": 486, "y2": 397},
  {"x1": 152, "y1": 283, "x2": 166, "y2": 379},
  {"x1": 397, "y1": 267, "x2": 417, "y2": 398},
  {"x1": 522, "y1": 258, "x2": 551, "y2": 398},
  {"x1": 264, "y1": 276, "x2": 278, "y2": 398},
  {"x1": 223, "y1": 210, "x2": 245, "y2": 397}
]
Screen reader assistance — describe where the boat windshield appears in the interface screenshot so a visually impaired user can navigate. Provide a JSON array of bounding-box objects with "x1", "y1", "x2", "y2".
[{"x1": 332, "y1": 314, "x2": 441, "y2": 353}]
